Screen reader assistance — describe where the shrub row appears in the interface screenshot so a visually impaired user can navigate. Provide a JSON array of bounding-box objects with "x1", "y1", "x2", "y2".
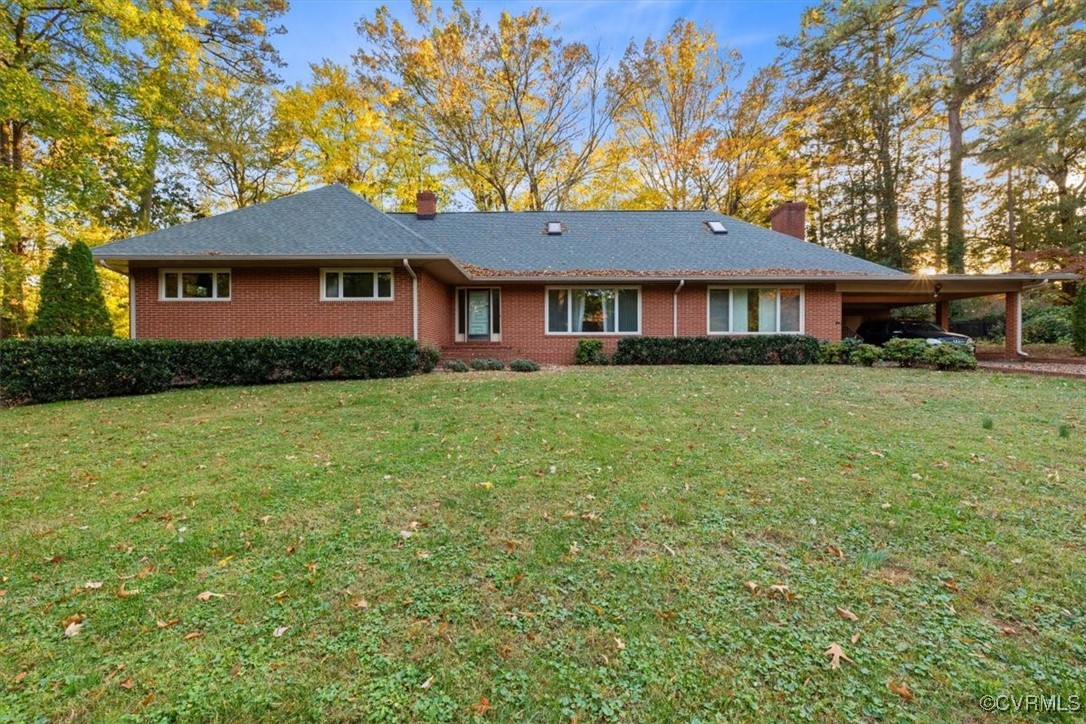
[
  {"x1": 613, "y1": 335, "x2": 823, "y2": 366},
  {"x1": 821, "y1": 337, "x2": 976, "y2": 370},
  {"x1": 0, "y1": 335, "x2": 420, "y2": 405}
]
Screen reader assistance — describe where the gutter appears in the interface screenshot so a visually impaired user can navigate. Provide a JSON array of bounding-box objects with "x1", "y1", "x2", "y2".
[
  {"x1": 403, "y1": 258, "x2": 419, "y2": 341},
  {"x1": 673, "y1": 279, "x2": 685, "y2": 336}
]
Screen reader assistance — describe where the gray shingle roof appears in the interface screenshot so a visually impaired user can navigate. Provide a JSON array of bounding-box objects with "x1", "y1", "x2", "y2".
[
  {"x1": 93, "y1": 185, "x2": 442, "y2": 259},
  {"x1": 93, "y1": 184, "x2": 904, "y2": 278},
  {"x1": 389, "y1": 210, "x2": 905, "y2": 277}
]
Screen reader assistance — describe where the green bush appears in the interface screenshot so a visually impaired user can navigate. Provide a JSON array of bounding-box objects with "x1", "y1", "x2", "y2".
[
  {"x1": 1022, "y1": 306, "x2": 1073, "y2": 344},
  {"x1": 443, "y1": 359, "x2": 469, "y2": 372},
  {"x1": 418, "y1": 345, "x2": 441, "y2": 373},
  {"x1": 0, "y1": 336, "x2": 420, "y2": 405},
  {"x1": 882, "y1": 338, "x2": 930, "y2": 368},
  {"x1": 28, "y1": 242, "x2": 113, "y2": 337},
  {"x1": 820, "y1": 336, "x2": 862, "y2": 364},
  {"x1": 925, "y1": 344, "x2": 977, "y2": 371},
  {"x1": 470, "y1": 358, "x2": 505, "y2": 371},
  {"x1": 509, "y1": 359, "x2": 541, "y2": 372},
  {"x1": 1071, "y1": 287, "x2": 1086, "y2": 355},
  {"x1": 851, "y1": 344, "x2": 883, "y2": 367},
  {"x1": 613, "y1": 335, "x2": 823, "y2": 366},
  {"x1": 575, "y1": 339, "x2": 608, "y2": 365}
]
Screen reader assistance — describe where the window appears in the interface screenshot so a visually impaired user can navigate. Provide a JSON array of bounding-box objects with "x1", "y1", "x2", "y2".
[
  {"x1": 707, "y1": 287, "x2": 803, "y2": 334},
  {"x1": 160, "y1": 269, "x2": 231, "y2": 300},
  {"x1": 321, "y1": 269, "x2": 393, "y2": 300},
  {"x1": 456, "y1": 288, "x2": 501, "y2": 342},
  {"x1": 546, "y1": 221, "x2": 563, "y2": 235},
  {"x1": 705, "y1": 220, "x2": 727, "y2": 234},
  {"x1": 546, "y1": 287, "x2": 640, "y2": 334}
]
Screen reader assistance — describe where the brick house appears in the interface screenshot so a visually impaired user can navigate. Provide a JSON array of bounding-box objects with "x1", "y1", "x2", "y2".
[{"x1": 93, "y1": 185, "x2": 1063, "y2": 363}]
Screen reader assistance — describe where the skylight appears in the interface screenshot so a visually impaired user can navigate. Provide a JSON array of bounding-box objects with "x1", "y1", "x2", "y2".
[
  {"x1": 705, "y1": 220, "x2": 727, "y2": 235},
  {"x1": 546, "y1": 221, "x2": 563, "y2": 235}
]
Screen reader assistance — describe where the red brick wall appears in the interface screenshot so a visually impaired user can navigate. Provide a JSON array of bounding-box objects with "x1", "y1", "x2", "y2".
[
  {"x1": 132, "y1": 267, "x2": 844, "y2": 363},
  {"x1": 418, "y1": 270, "x2": 453, "y2": 349},
  {"x1": 132, "y1": 266, "x2": 414, "y2": 339},
  {"x1": 443, "y1": 281, "x2": 842, "y2": 364},
  {"x1": 804, "y1": 284, "x2": 843, "y2": 343}
]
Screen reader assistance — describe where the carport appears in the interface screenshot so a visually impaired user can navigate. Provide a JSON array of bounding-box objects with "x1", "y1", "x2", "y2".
[{"x1": 836, "y1": 273, "x2": 1078, "y2": 357}]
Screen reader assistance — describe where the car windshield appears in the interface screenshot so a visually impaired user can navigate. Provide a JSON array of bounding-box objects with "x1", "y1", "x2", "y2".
[{"x1": 901, "y1": 321, "x2": 945, "y2": 333}]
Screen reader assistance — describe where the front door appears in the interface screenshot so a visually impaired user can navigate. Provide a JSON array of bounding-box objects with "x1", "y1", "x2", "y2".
[{"x1": 467, "y1": 289, "x2": 491, "y2": 341}]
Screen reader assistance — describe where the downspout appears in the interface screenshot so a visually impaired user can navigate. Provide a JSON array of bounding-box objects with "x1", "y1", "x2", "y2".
[
  {"x1": 128, "y1": 271, "x2": 136, "y2": 339},
  {"x1": 673, "y1": 279, "x2": 685, "y2": 336},
  {"x1": 403, "y1": 259, "x2": 418, "y2": 341}
]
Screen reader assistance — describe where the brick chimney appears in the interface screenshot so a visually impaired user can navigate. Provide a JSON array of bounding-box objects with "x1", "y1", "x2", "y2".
[
  {"x1": 416, "y1": 191, "x2": 437, "y2": 220},
  {"x1": 770, "y1": 202, "x2": 807, "y2": 240}
]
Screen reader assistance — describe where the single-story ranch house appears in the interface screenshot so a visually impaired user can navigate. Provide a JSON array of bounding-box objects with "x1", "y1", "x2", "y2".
[{"x1": 93, "y1": 185, "x2": 1070, "y2": 364}]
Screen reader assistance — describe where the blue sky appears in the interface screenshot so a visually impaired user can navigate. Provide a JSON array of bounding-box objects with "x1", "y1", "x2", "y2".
[{"x1": 275, "y1": 0, "x2": 811, "y2": 85}]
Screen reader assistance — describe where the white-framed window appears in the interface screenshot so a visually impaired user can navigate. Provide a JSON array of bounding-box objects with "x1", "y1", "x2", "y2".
[
  {"x1": 545, "y1": 286, "x2": 641, "y2": 335},
  {"x1": 456, "y1": 288, "x2": 501, "y2": 342},
  {"x1": 320, "y1": 268, "x2": 394, "y2": 301},
  {"x1": 160, "y1": 269, "x2": 231, "y2": 301},
  {"x1": 707, "y1": 286, "x2": 804, "y2": 334}
]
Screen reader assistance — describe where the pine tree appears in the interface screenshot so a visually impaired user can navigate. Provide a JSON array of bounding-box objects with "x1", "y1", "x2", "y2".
[
  {"x1": 1072, "y1": 285, "x2": 1086, "y2": 356},
  {"x1": 29, "y1": 242, "x2": 113, "y2": 337}
]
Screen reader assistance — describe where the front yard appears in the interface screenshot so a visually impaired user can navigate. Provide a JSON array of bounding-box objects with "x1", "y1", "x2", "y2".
[{"x1": 1, "y1": 367, "x2": 1083, "y2": 720}]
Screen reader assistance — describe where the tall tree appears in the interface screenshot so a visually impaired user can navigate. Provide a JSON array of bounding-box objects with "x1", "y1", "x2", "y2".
[
  {"x1": 785, "y1": 0, "x2": 931, "y2": 270},
  {"x1": 182, "y1": 70, "x2": 297, "y2": 210},
  {"x1": 934, "y1": 0, "x2": 1049, "y2": 272},
  {"x1": 608, "y1": 20, "x2": 741, "y2": 210},
  {"x1": 356, "y1": 0, "x2": 616, "y2": 211},
  {"x1": 274, "y1": 60, "x2": 440, "y2": 208}
]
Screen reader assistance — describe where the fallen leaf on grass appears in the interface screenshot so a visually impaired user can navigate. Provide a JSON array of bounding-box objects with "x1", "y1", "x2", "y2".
[
  {"x1": 614, "y1": 637, "x2": 626, "y2": 651},
  {"x1": 888, "y1": 680, "x2": 915, "y2": 701},
  {"x1": 824, "y1": 643, "x2": 853, "y2": 669},
  {"x1": 61, "y1": 613, "x2": 84, "y2": 628},
  {"x1": 351, "y1": 597, "x2": 369, "y2": 609},
  {"x1": 420, "y1": 676, "x2": 434, "y2": 689},
  {"x1": 471, "y1": 696, "x2": 491, "y2": 716},
  {"x1": 272, "y1": 626, "x2": 288, "y2": 638},
  {"x1": 943, "y1": 579, "x2": 960, "y2": 593},
  {"x1": 218, "y1": 555, "x2": 235, "y2": 567},
  {"x1": 1000, "y1": 625, "x2": 1018, "y2": 636},
  {"x1": 827, "y1": 545, "x2": 845, "y2": 559},
  {"x1": 84, "y1": 581, "x2": 103, "y2": 590},
  {"x1": 183, "y1": 631, "x2": 203, "y2": 641},
  {"x1": 835, "y1": 607, "x2": 858, "y2": 622},
  {"x1": 137, "y1": 692, "x2": 155, "y2": 709},
  {"x1": 44, "y1": 555, "x2": 63, "y2": 565},
  {"x1": 230, "y1": 663, "x2": 242, "y2": 677},
  {"x1": 850, "y1": 631, "x2": 861, "y2": 644},
  {"x1": 64, "y1": 621, "x2": 84, "y2": 637},
  {"x1": 119, "y1": 678, "x2": 135, "y2": 689},
  {"x1": 156, "y1": 618, "x2": 180, "y2": 629},
  {"x1": 13, "y1": 671, "x2": 27, "y2": 684},
  {"x1": 196, "y1": 591, "x2": 225, "y2": 601},
  {"x1": 744, "y1": 581, "x2": 759, "y2": 594},
  {"x1": 117, "y1": 585, "x2": 140, "y2": 599}
]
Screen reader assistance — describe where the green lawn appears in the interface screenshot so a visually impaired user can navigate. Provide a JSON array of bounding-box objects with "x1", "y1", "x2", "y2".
[{"x1": 1, "y1": 367, "x2": 1084, "y2": 721}]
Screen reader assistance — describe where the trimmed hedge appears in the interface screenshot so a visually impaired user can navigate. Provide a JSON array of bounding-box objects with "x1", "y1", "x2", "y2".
[
  {"x1": 0, "y1": 336, "x2": 420, "y2": 405},
  {"x1": 470, "y1": 357, "x2": 505, "y2": 371},
  {"x1": 509, "y1": 359, "x2": 541, "y2": 372},
  {"x1": 613, "y1": 335, "x2": 823, "y2": 366}
]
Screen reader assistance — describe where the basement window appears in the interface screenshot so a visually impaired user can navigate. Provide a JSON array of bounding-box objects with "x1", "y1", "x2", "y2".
[
  {"x1": 546, "y1": 221, "x2": 563, "y2": 235},
  {"x1": 705, "y1": 220, "x2": 727, "y2": 235}
]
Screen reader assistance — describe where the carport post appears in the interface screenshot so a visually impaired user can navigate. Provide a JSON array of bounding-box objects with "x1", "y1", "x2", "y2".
[
  {"x1": 935, "y1": 300, "x2": 950, "y2": 330},
  {"x1": 1004, "y1": 291, "x2": 1023, "y2": 358}
]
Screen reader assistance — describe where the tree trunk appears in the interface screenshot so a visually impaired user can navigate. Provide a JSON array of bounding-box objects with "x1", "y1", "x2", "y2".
[
  {"x1": 136, "y1": 126, "x2": 161, "y2": 232},
  {"x1": 945, "y1": 12, "x2": 967, "y2": 273}
]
